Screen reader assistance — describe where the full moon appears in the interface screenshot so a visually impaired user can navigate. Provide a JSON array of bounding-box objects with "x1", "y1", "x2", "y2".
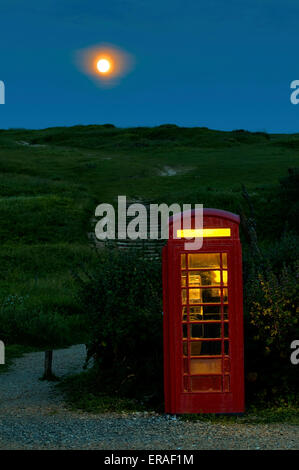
[{"x1": 97, "y1": 58, "x2": 111, "y2": 73}]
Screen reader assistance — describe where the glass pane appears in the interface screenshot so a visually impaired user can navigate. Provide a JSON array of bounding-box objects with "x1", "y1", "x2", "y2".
[
  {"x1": 223, "y1": 288, "x2": 228, "y2": 302},
  {"x1": 183, "y1": 358, "x2": 188, "y2": 374},
  {"x1": 182, "y1": 324, "x2": 187, "y2": 339},
  {"x1": 189, "y1": 270, "x2": 224, "y2": 287},
  {"x1": 223, "y1": 305, "x2": 228, "y2": 320},
  {"x1": 224, "y1": 322, "x2": 229, "y2": 338},
  {"x1": 202, "y1": 288, "x2": 222, "y2": 303},
  {"x1": 190, "y1": 323, "x2": 221, "y2": 339},
  {"x1": 190, "y1": 305, "x2": 218, "y2": 321},
  {"x1": 189, "y1": 306, "x2": 203, "y2": 320},
  {"x1": 190, "y1": 340, "x2": 222, "y2": 356},
  {"x1": 188, "y1": 305, "x2": 229, "y2": 321},
  {"x1": 224, "y1": 340, "x2": 229, "y2": 355},
  {"x1": 182, "y1": 307, "x2": 188, "y2": 321},
  {"x1": 181, "y1": 254, "x2": 186, "y2": 269},
  {"x1": 189, "y1": 289, "x2": 202, "y2": 304},
  {"x1": 222, "y1": 253, "x2": 227, "y2": 268},
  {"x1": 188, "y1": 253, "x2": 220, "y2": 269},
  {"x1": 183, "y1": 342, "x2": 188, "y2": 356},
  {"x1": 181, "y1": 289, "x2": 187, "y2": 305},
  {"x1": 190, "y1": 357, "x2": 222, "y2": 374},
  {"x1": 191, "y1": 376, "x2": 222, "y2": 392},
  {"x1": 181, "y1": 271, "x2": 187, "y2": 287}
]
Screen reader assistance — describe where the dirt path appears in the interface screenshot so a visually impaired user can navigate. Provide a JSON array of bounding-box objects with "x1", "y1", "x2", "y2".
[{"x1": 0, "y1": 346, "x2": 298, "y2": 450}]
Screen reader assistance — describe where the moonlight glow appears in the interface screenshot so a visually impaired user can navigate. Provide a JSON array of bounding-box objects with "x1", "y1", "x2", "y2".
[
  {"x1": 97, "y1": 58, "x2": 111, "y2": 74},
  {"x1": 76, "y1": 43, "x2": 135, "y2": 87}
]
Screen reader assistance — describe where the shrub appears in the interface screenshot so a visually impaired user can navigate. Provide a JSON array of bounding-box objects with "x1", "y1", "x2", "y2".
[
  {"x1": 0, "y1": 294, "x2": 86, "y2": 348},
  {"x1": 244, "y1": 260, "x2": 299, "y2": 404},
  {"x1": 279, "y1": 168, "x2": 299, "y2": 234},
  {"x1": 76, "y1": 249, "x2": 163, "y2": 404}
]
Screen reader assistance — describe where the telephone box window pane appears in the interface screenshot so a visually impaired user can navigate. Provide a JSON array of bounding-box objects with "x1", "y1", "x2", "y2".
[
  {"x1": 183, "y1": 342, "x2": 188, "y2": 356},
  {"x1": 182, "y1": 289, "x2": 187, "y2": 305},
  {"x1": 190, "y1": 323, "x2": 221, "y2": 339},
  {"x1": 189, "y1": 270, "x2": 224, "y2": 287},
  {"x1": 190, "y1": 324, "x2": 203, "y2": 338},
  {"x1": 188, "y1": 272, "x2": 202, "y2": 287},
  {"x1": 222, "y1": 253, "x2": 227, "y2": 268},
  {"x1": 202, "y1": 288, "x2": 221, "y2": 303},
  {"x1": 189, "y1": 288, "x2": 224, "y2": 304},
  {"x1": 200, "y1": 305, "x2": 221, "y2": 321},
  {"x1": 190, "y1": 357, "x2": 222, "y2": 374},
  {"x1": 181, "y1": 272, "x2": 187, "y2": 287},
  {"x1": 222, "y1": 271, "x2": 228, "y2": 285},
  {"x1": 224, "y1": 323, "x2": 229, "y2": 338},
  {"x1": 183, "y1": 358, "x2": 188, "y2": 374},
  {"x1": 182, "y1": 324, "x2": 187, "y2": 339},
  {"x1": 223, "y1": 305, "x2": 228, "y2": 320},
  {"x1": 190, "y1": 340, "x2": 222, "y2": 356},
  {"x1": 224, "y1": 340, "x2": 229, "y2": 355},
  {"x1": 191, "y1": 376, "x2": 222, "y2": 392},
  {"x1": 223, "y1": 375, "x2": 230, "y2": 392},
  {"x1": 222, "y1": 288, "x2": 228, "y2": 302},
  {"x1": 181, "y1": 254, "x2": 186, "y2": 269},
  {"x1": 189, "y1": 306, "x2": 203, "y2": 321},
  {"x1": 189, "y1": 289, "x2": 202, "y2": 304},
  {"x1": 188, "y1": 253, "x2": 220, "y2": 269},
  {"x1": 182, "y1": 307, "x2": 188, "y2": 321},
  {"x1": 188, "y1": 305, "x2": 228, "y2": 321}
]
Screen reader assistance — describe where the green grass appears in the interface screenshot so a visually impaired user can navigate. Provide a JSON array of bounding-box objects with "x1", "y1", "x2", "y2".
[
  {"x1": 58, "y1": 369, "x2": 148, "y2": 413},
  {"x1": 0, "y1": 124, "x2": 296, "y2": 317},
  {"x1": 0, "y1": 125, "x2": 297, "y2": 340},
  {"x1": 180, "y1": 406, "x2": 299, "y2": 425},
  {"x1": 58, "y1": 368, "x2": 299, "y2": 423}
]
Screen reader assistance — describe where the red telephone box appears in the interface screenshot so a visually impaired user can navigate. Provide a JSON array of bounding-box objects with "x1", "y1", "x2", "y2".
[{"x1": 163, "y1": 208, "x2": 244, "y2": 414}]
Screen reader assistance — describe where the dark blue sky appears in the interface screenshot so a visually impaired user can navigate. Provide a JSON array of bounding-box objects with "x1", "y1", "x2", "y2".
[{"x1": 1, "y1": 0, "x2": 299, "y2": 132}]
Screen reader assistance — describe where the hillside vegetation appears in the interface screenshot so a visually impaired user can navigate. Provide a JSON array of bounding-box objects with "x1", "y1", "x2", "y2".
[{"x1": 0, "y1": 124, "x2": 298, "y2": 317}]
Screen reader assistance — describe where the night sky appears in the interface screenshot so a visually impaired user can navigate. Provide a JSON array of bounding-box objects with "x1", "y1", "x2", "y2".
[{"x1": 1, "y1": 0, "x2": 299, "y2": 132}]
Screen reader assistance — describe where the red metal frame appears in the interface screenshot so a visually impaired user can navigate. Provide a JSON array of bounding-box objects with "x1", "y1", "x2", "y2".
[{"x1": 163, "y1": 208, "x2": 244, "y2": 414}]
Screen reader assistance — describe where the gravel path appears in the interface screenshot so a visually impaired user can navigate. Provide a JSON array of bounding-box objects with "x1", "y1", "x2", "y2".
[{"x1": 0, "y1": 345, "x2": 298, "y2": 450}]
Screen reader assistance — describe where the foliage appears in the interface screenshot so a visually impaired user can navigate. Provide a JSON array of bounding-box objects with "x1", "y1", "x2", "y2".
[
  {"x1": 0, "y1": 294, "x2": 86, "y2": 349},
  {"x1": 58, "y1": 368, "x2": 148, "y2": 413},
  {"x1": 243, "y1": 250, "x2": 299, "y2": 404},
  {"x1": 279, "y1": 167, "x2": 299, "y2": 233},
  {"x1": 75, "y1": 249, "x2": 163, "y2": 404},
  {"x1": 247, "y1": 263, "x2": 299, "y2": 355}
]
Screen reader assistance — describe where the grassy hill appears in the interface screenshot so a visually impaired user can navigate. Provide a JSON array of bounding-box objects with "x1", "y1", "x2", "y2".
[{"x1": 0, "y1": 124, "x2": 298, "y2": 315}]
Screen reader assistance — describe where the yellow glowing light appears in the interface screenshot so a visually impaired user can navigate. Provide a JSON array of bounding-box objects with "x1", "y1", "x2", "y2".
[
  {"x1": 75, "y1": 43, "x2": 134, "y2": 87},
  {"x1": 97, "y1": 58, "x2": 111, "y2": 74},
  {"x1": 177, "y1": 228, "x2": 231, "y2": 238}
]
